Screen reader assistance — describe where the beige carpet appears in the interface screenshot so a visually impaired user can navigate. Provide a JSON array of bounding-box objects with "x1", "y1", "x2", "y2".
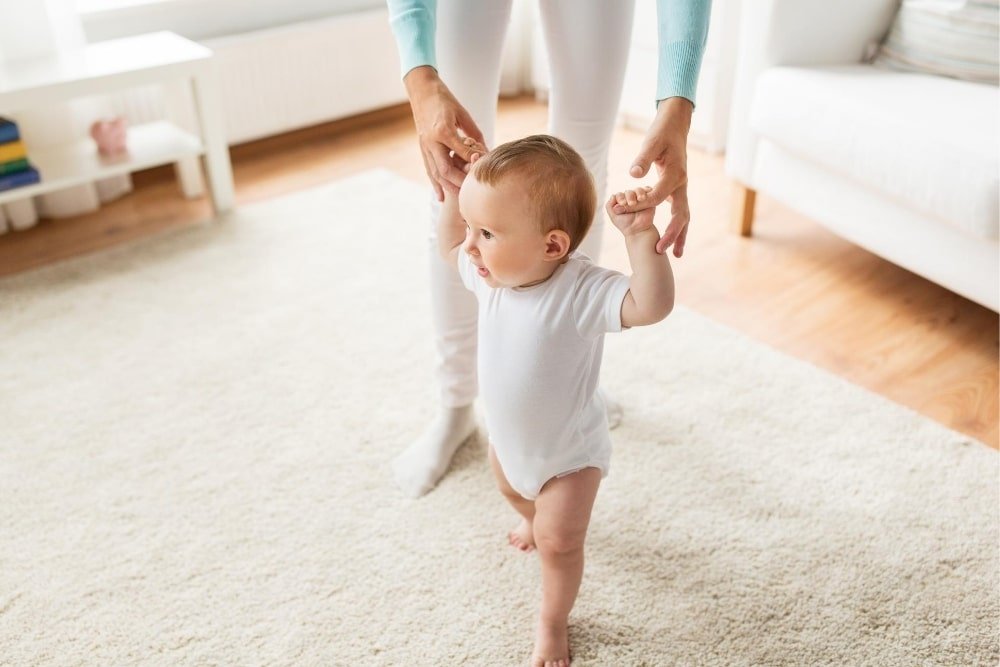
[{"x1": 0, "y1": 170, "x2": 997, "y2": 666}]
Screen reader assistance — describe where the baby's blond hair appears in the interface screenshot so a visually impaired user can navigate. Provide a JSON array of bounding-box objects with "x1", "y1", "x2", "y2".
[{"x1": 471, "y1": 135, "x2": 596, "y2": 254}]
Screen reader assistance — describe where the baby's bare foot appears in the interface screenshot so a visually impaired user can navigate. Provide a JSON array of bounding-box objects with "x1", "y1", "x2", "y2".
[
  {"x1": 507, "y1": 518, "x2": 535, "y2": 552},
  {"x1": 531, "y1": 618, "x2": 570, "y2": 667}
]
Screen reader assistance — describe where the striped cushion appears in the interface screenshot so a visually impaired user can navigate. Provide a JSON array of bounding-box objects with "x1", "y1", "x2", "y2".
[{"x1": 873, "y1": 0, "x2": 999, "y2": 85}]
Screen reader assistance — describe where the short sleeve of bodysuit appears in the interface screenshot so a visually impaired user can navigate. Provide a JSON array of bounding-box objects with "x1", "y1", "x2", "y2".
[{"x1": 570, "y1": 258, "x2": 632, "y2": 339}]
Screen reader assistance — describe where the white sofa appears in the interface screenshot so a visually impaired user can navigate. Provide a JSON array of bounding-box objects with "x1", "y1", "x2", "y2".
[{"x1": 726, "y1": 0, "x2": 999, "y2": 312}]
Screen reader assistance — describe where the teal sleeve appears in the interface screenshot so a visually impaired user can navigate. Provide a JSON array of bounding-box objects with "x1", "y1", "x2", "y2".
[
  {"x1": 656, "y1": 0, "x2": 712, "y2": 106},
  {"x1": 386, "y1": 0, "x2": 438, "y2": 78}
]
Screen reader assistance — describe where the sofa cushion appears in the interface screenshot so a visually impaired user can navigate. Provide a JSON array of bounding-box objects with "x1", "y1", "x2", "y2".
[
  {"x1": 872, "y1": 0, "x2": 999, "y2": 85},
  {"x1": 749, "y1": 65, "x2": 999, "y2": 240}
]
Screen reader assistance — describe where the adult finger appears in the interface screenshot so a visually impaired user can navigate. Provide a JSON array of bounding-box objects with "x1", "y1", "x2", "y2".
[
  {"x1": 620, "y1": 178, "x2": 673, "y2": 213},
  {"x1": 620, "y1": 162, "x2": 685, "y2": 213},
  {"x1": 420, "y1": 149, "x2": 444, "y2": 202},
  {"x1": 430, "y1": 142, "x2": 464, "y2": 190},
  {"x1": 645, "y1": 162, "x2": 687, "y2": 208},
  {"x1": 629, "y1": 134, "x2": 665, "y2": 178},
  {"x1": 655, "y1": 187, "x2": 690, "y2": 254},
  {"x1": 672, "y1": 223, "x2": 689, "y2": 258},
  {"x1": 656, "y1": 217, "x2": 686, "y2": 255}
]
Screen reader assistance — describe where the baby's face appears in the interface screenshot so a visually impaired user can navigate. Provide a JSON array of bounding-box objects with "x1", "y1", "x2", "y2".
[{"x1": 458, "y1": 174, "x2": 553, "y2": 289}]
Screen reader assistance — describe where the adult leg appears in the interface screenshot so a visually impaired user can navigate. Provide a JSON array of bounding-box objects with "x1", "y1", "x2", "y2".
[
  {"x1": 539, "y1": 0, "x2": 635, "y2": 263},
  {"x1": 540, "y1": 0, "x2": 635, "y2": 433},
  {"x1": 531, "y1": 467, "x2": 603, "y2": 667},
  {"x1": 392, "y1": 0, "x2": 514, "y2": 498}
]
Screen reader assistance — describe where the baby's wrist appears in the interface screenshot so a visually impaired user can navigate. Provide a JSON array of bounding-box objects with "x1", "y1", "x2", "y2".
[{"x1": 621, "y1": 226, "x2": 658, "y2": 243}]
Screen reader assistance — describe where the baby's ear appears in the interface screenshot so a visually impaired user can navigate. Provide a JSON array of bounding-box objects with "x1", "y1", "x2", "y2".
[{"x1": 544, "y1": 229, "x2": 571, "y2": 261}]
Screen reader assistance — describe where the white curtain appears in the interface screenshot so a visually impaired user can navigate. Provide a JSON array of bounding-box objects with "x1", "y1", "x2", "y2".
[{"x1": 0, "y1": 0, "x2": 131, "y2": 231}]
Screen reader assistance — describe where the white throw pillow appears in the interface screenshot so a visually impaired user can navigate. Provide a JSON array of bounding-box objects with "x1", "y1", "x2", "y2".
[{"x1": 872, "y1": 0, "x2": 999, "y2": 85}]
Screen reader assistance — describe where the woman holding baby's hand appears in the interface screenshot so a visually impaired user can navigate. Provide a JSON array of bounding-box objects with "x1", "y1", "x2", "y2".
[{"x1": 385, "y1": 0, "x2": 709, "y2": 492}]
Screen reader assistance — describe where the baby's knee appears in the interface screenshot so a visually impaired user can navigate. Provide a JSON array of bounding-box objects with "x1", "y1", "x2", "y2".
[{"x1": 533, "y1": 526, "x2": 586, "y2": 556}]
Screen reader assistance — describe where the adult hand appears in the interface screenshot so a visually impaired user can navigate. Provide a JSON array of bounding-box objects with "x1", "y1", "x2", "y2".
[
  {"x1": 623, "y1": 97, "x2": 694, "y2": 257},
  {"x1": 403, "y1": 66, "x2": 489, "y2": 201}
]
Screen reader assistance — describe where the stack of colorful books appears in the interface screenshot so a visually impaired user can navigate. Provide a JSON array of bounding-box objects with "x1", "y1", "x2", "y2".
[{"x1": 0, "y1": 117, "x2": 41, "y2": 192}]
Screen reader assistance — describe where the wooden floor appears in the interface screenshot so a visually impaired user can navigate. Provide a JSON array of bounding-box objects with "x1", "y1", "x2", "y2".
[{"x1": 1, "y1": 96, "x2": 997, "y2": 448}]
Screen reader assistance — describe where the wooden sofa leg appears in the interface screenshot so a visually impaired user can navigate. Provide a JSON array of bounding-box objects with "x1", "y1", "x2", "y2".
[{"x1": 732, "y1": 183, "x2": 757, "y2": 237}]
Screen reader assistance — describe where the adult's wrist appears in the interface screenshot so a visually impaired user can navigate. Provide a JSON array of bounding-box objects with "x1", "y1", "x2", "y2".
[
  {"x1": 404, "y1": 65, "x2": 441, "y2": 100},
  {"x1": 656, "y1": 96, "x2": 693, "y2": 136}
]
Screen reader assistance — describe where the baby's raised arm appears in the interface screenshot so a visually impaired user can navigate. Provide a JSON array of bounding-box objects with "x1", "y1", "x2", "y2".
[
  {"x1": 606, "y1": 188, "x2": 675, "y2": 328},
  {"x1": 438, "y1": 192, "x2": 466, "y2": 268}
]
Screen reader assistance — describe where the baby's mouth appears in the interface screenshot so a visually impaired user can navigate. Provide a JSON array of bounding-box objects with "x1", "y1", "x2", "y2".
[{"x1": 477, "y1": 266, "x2": 489, "y2": 277}]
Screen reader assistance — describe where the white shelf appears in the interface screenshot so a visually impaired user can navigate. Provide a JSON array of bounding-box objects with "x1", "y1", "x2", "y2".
[
  {"x1": 0, "y1": 31, "x2": 233, "y2": 216},
  {"x1": 0, "y1": 121, "x2": 204, "y2": 206},
  {"x1": 0, "y1": 32, "x2": 211, "y2": 110}
]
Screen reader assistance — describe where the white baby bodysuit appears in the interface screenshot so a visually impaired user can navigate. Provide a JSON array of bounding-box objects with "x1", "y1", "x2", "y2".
[{"x1": 457, "y1": 250, "x2": 631, "y2": 500}]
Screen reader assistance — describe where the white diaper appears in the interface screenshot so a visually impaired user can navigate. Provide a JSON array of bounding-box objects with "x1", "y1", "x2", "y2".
[{"x1": 492, "y1": 440, "x2": 610, "y2": 501}]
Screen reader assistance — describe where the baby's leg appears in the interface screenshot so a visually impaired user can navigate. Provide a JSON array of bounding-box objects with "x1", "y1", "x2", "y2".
[
  {"x1": 530, "y1": 467, "x2": 602, "y2": 667},
  {"x1": 487, "y1": 444, "x2": 536, "y2": 552}
]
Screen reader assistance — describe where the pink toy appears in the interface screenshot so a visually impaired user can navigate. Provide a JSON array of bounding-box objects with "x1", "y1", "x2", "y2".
[{"x1": 89, "y1": 116, "x2": 128, "y2": 156}]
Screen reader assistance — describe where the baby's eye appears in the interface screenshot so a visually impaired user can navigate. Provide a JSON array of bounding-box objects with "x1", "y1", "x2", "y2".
[{"x1": 481, "y1": 230, "x2": 493, "y2": 240}]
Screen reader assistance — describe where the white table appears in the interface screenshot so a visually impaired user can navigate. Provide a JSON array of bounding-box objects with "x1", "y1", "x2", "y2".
[{"x1": 0, "y1": 31, "x2": 234, "y2": 214}]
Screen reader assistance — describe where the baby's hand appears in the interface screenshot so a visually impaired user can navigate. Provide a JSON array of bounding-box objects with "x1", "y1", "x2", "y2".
[
  {"x1": 606, "y1": 188, "x2": 656, "y2": 236},
  {"x1": 451, "y1": 136, "x2": 490, "y2": 174}
]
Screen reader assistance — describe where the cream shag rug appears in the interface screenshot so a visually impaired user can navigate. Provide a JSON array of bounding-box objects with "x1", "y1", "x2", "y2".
[{"x1": 1, "y1": 170, "x2": 997, "y2": 666}]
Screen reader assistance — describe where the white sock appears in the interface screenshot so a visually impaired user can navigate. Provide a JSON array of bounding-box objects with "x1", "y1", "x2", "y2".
[
  {"x1": 392, "y1": 404, "x2": 478, "y2": 498},
  {"x1": 599, "y1": 387, "x2": 623, "y2": 430}
]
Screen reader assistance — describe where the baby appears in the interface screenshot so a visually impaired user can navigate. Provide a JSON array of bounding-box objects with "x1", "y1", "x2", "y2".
[{"x1": 438, "y1": 134, "x2": 674, "y2": 667}]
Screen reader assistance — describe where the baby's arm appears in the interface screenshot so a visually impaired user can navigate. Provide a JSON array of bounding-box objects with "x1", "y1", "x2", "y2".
[
  {"x1": 438, "y1": 192, "x2": 466, "y2": 269},
  {"x1": 606, "y1": 188, "x2": 675, "y2": 327}
]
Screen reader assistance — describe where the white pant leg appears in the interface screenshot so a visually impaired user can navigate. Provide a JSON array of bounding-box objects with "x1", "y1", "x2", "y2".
[
  {"x1": 539, "y1": 0, "x2": 635, "y2": 262},
  {"x1": 430, "y1": 0, "x2": 513, "y2": 407}
]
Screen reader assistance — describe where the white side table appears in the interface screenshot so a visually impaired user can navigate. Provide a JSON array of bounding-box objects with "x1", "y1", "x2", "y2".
[{"x1": 0, "y1": 31, "x2": 234, "y2": 215}]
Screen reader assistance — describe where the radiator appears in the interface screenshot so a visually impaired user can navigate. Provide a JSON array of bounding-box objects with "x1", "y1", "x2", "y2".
[{"x1": 110, "y1": 8, "x2": 406, "y2": 145}]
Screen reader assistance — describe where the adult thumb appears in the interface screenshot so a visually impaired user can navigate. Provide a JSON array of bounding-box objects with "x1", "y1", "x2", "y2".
[{"x1": 630, "y1": 139, "x2": 659, "y2": 178}]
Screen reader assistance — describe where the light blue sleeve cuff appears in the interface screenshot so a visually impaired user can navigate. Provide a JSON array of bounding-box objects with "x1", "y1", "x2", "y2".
[
  {"x1": 656, "y1": 0, "x2": 712, "y2": 106},
  {"x1": 387, "y1": 0, "x2": 437, "y2": 78},
  {"x1": 656, "y1": 40, "x2": 706, "y2": 106}
]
